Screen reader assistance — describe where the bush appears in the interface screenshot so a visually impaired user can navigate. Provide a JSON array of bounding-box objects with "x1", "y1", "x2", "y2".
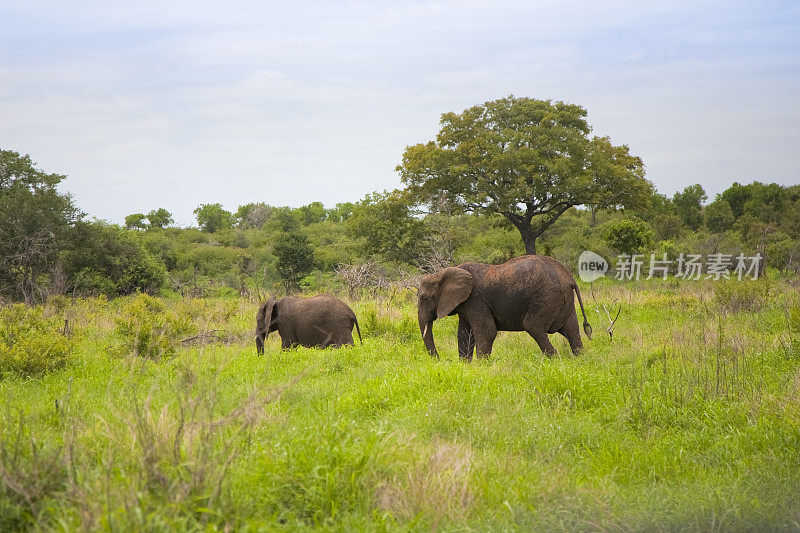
[
  {"x1": 0, "y1": 304, "x2": 73, "y2": 378},
  {"x1": 61, "y1": 221, "x2": 166, "y2": 297},
  {"x1": 114, "y1": 294, "x2": 195, "y2": 360},
  {"x1": 603, "y1": 218, "x2": 655, "y2": 256},
  {"x1": 177, "y1": 245, "x2": 241, "y2": 278}
]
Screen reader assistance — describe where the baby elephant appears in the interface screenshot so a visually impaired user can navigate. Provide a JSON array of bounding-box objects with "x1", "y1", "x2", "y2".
[{"x1": 255, "y1": 295, "x2": 362, "y2": 353}]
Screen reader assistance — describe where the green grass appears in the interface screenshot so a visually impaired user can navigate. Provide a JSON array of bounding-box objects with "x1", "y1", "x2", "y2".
[{"x1": 2, "y1": 279, "x2": 800, "y2": 531}]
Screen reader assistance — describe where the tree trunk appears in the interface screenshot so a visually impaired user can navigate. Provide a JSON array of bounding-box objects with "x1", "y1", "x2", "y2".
[
  {"x1": 522, "y1": 234, "x2": 536, "y2": 255},
  {"x1": 516, "y1": 222, "x2": 538, "y2": 255},
  {"x1": 504, "y1": 204, "x2": 574, "y2": 256}
]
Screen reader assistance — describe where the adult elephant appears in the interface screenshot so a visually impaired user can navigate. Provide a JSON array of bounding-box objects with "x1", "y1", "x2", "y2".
[
  {"x1": 255, "y1": 295, "x2": 362, "y2": 352},
  {"x1": 417, "y1": 255, "x2": 592, "y2": 359}
]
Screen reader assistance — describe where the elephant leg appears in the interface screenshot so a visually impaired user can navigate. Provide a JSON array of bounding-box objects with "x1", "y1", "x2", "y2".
[
  {"x1": 457, "y1": 319, "x2": 475, "y2": 361},
  {"x1": 281, "y1": 336, "x2": 292, "y2": 350},
  {"x1": 332, "y1": 332, "x2": 354, "y2": 348},
  {"x1": 471, "y1": 320, "x2": 497, "y2": 358},
  {"x1": 529, "y1": 331, "x2": 556, "y2": 355},
  {"x1": 523, "y1": 314, "x2": 557, "y2": 355},
  {"x1": 559, "y1": 313, "x2": 584, "y2": 355}
]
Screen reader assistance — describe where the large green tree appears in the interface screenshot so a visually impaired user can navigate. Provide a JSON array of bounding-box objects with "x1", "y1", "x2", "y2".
[
  {"x1": 397, "y1": 96, "x2": 651, "y2": 254},
  {"x1": 274, "y1": 231, "x2": 315, "y2": 293},
  {"x1": 0, "y1": 150, "x2": 81, "y2": 303},
  {"x1": 673, "y1": 184, "x2": 707, "y2": 230},
  {"x1": 125, "y1": 213, "x2": 147, "y2": 230},
  {"x1": 194, "y1": 203, "x2": 233, "y2": 233},
  {"x1": 146, "y1": 208, "x2": 173, "y2": 229}
]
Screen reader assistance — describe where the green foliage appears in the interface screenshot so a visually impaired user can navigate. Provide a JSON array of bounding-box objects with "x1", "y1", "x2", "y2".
[
  {"x1": 0, "y1": 304, "x2": 72, "y2": 377},
  {"x1": 704, "y1": 199, "x2": 735, "y2": 233},
  {"x1": 60, "y1": 221, "x2": 166, "y2": 297},
  {"x1": 141, "y1": 230, "x2": 179, "y2": 271},
  {"x1": 305, "y1": 220, "x2": 358, "y2": 270},
  {"x1": 260, "y1": 206, "x2": 300, "y2": 233},
  {"x1": 236, "y1": 202, "x2": 271, "y2": 229},
  {"x1": 274, "y1": 231, "x2": 315, "y2": 292},
  {"x1": 146, "y1": 208, "x2": 173, "y2": 229},
  {"x1": 194, "y1": 203, "x2": 234, "y2": 233},
  {"x1": 398, "y1": 96, "x2": 652, "y2": 253},
  {"x1": 124, "y1": 213, "x2": 147, "y2": 230},
  {"x1": 651, "y1": 213, "x2": 684, "y2": 241},
  {"x1": 720, "y1": 182, "x2": 752, "y2": 219},
  {"x1": 177, "y1": 244, "x2": 241, "y2": 278},
  {"x1": 715, "y1": 181, "x2": 800, "y2": 238},
  {"x1": 347, "y1": 190, "x2": 427, "y2": 265},
  {"x1": 673, "y1": 184, "x2": 707, "y2": 230},
  {"x1": 113, "y1": 293, "x2": 195, "y2": 359},
  {"x1": 743, "y1": 182, "x2": 792, "y2": 224},
  {"x1": 326, "y1": 202, "x2": 355, "y2": 222},
  {"x1": 0, "y1": 149, "x2": 82, "y2": 303},
  {"x1": 765, "y1": 235, "x2": 800, "y2": 272},
  {"x1": 603, "y1": 218, "x2": 655, "y2": 255},
  {"x1": 298, "y1": 201, "x2": 327, "y2": 225}
]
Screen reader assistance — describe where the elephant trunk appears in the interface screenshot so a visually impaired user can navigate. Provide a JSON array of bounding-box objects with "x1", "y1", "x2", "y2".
[{"x1": 419, "y1": 313, "x2": 437, "y2": 358}]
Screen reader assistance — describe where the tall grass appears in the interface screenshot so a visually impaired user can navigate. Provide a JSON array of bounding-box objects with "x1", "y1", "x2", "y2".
[{"x1": 0, "y1": 279, "x2": 799, "y2": 530}]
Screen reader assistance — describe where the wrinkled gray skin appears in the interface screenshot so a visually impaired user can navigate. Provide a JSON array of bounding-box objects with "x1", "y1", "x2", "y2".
[
  {"x1": 255, "y1": 295, "x2": 362, "y2": 352},
  {"x1": 418, "y1": 255, "x2": 592, "y2": 359}
]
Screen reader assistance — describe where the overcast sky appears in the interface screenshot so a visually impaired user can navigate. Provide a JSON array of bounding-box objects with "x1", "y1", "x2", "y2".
[{"x1": 1, "y1": 1, "x2": 798, "y2": 226}]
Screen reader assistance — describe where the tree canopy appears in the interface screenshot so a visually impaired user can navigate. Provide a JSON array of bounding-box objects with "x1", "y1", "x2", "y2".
[
  {"x1": 125, "y1": 213, "x2": 147, "y2": 230},
  {"x1": 274, "y1": 231, "x2": 315, "y2": 293},
  {"x1": 397, "y1": 96, "x2": 652, "y2": 254},
  {"x1": 146, "y1": 208, "x2": 174, "y2": 229},
  {"x1": 0, "y1": 150, "x2": 81, "y2": 303},
  {"x1": 194, "y1": 203, "x2": 234, "y2": 233},
  {"x1": 673, "y1": 184, "x2": 707, "y2": 230}
]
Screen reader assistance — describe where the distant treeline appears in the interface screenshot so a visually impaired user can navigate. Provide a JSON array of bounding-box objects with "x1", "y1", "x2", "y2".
[
  {"x1": 3, "y1": 147, "x2": 798, "y2": 305},
  {"x1": 3, "y1": 98, "x2": 799, "y2": 303}
]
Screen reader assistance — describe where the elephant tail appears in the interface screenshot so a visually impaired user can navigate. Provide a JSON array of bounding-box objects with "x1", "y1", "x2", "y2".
[
  {"x1": 353, "y1": 316, "x2": 363, "y2": 344},
  {"x1": 572, "y1": 283, "x2": 593, "y2": 339}
]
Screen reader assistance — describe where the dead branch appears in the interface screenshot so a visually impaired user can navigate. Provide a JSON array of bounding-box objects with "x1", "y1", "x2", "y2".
[{"x1": 180, "y1": 329, "x2": 227, "y2": 345}]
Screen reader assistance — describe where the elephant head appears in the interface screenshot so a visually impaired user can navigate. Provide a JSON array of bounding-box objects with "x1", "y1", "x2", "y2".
[
  {"x1": 417, "y1": 267, "x2": 474, "y2": 357},
  {"x1": 255, "y1": 297, "x2": 277, "y2": 354}
]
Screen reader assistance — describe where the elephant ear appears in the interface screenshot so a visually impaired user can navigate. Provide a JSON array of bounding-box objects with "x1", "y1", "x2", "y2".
[
  {"x1": 436, "y1": 267, "x2": 474, "y2": 319},
  {"x1": 256, "y1": 297, "x2": 277, "y2": 335}
]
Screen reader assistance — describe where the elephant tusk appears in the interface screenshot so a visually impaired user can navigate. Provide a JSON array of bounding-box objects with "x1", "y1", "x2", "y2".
[{"x1": 422, "y1": 323, "x2": 429, "y2": 339}]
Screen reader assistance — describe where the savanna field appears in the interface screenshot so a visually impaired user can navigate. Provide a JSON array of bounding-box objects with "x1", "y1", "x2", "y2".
[{"x1": 2, "y1": 278, "x2": 800, "y2": 531}]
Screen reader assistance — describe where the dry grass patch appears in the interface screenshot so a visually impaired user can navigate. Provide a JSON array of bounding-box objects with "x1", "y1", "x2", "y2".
[{"x1": 377, "y1": 439, "x2": 474, "y2": 523}]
